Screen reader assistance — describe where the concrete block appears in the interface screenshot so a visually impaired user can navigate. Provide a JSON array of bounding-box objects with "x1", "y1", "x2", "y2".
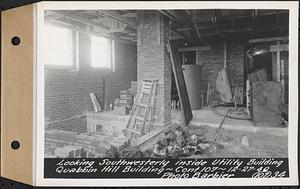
[{"x1": 109, "y1": 136, "x2": 130, "y2": 151}]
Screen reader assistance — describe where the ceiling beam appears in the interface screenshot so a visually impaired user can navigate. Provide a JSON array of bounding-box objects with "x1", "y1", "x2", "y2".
[
  {"x1": 184, "y1": 10, "x2": 209, "y2": 47},
  {"x1": 50, "y1": 10, "x2": 110, "y2": 30},
  {"x1": 269, "y1": 44, "x2": 289, "y2": 52},
  {"x1": 249, "y1": 36, "x2": 288, "y2": 43},
  {"x1": 100, "y1": 10, "x2": 137, "y2": 30},
  {"x1": 178, "y1": 46, "x2": 210, "y2": 52},
  {"x1": 171, "y1": 28, "x2": 189, "y2": 39},
  {"x1": 158, "y1": 10, "x2": 184, "y2": 25}
]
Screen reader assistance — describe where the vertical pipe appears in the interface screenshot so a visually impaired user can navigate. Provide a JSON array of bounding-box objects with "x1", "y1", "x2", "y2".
[{"x1": 224, "y1": 39, "x2": 227, "y2": 68}]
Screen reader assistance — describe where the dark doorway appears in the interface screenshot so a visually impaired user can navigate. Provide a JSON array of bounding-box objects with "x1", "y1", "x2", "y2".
[{"x1": 251, "y1": 52, "x2": 273, "y2": 81}]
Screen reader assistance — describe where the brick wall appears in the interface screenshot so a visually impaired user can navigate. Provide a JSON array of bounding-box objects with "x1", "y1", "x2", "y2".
[
  {"x1": 196, "y1": 38, "x2": 246, "y2": 103},
  {"x1": 45, "y1": 33, "x2": 137, "y2": 132},
  {"x1": 45, "y1": 130, "x2": 115, "y2": 157},
  {"x1": 137, "y1": 11, "x2": 171, "y2": 127}
]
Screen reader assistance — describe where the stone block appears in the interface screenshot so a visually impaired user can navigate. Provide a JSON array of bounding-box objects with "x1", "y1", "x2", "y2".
[{"x1": 109, "y1": 136, "x2": 130, "y2": 151}]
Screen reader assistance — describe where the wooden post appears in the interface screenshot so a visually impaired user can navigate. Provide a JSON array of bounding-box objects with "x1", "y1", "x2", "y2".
[
  {"x1": 276, "y1": 41, "x2": 281, "y2": 81},
  {"x1": 206, "y1": 83, "x2": 210, "y2": 106},
  {"x1": 281, "y1": 59, "x2": 285, "y2": 103}
]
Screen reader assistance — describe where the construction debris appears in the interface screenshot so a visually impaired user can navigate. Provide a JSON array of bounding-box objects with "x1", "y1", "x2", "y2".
[
  {"x1": 151, "y1": 125, "x2": 211, "y2": 158},
  {"x1": 113, "y1": 89, "x2": 133, "y2": 115}
]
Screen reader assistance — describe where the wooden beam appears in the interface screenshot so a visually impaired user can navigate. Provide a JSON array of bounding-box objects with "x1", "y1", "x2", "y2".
[
  {"x1": 178, "y1": 46, "x2": 210, "y2": 52},
  {"x1": 171, "y1": 28, "x2": 189, "y2": 39},
  {"x1": 165, "y1": 10, "x2": 182, "y2": 23},
  {"x1": 276, "y1": 41, "x2": 281, "y2": 82},
  {"x1": 249, "y1": 36, "x2": 288, "y2": 43},
  {"x1": 184, "y1": 10, "x2": 210, "y2": 48},
  {"x1": 270, "y1": 44, "x2": 289, "y2": 52},
  {"x1": 168, "y1": 40, "x2": 193, "y2": 125},
  {"x1": 158, "y1": 10, "x2": 183, "y2": 25},
  {"x1": 100, "y1": 10, "x2": 137, "y2": 30},
  {"x1": 50, "y1": 10, "x2": 110, "y2": 30},
  {"x1": 121, "y1": 12, "x2": 136, "y2": 18}
]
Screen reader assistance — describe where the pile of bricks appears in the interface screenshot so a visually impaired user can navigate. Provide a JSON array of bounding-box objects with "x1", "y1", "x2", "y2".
[
  {"x1": 54, "y1": 146, "x2": 84, "y2": 158},
  {"x1": 113, "y1": 89, "x2": 133, "y2": 115},
  {"x1": 130, "y1": 81, "x2": 138, "y2": 97},
  {"x1": 45, "y1": 130, "x2": 116, "y2": 158}
]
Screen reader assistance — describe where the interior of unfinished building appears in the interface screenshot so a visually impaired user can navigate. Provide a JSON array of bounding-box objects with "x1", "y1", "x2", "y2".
[{"x1": 44, "y1": 9, "x2": 289, "y2": 159}]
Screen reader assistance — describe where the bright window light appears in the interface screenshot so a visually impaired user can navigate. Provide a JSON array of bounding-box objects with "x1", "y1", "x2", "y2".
[
  {"x1": 44, "y1": 24, "x2": 75, "y2": 67},
  {"x1": 91, "y1": 36, "x2": 112, "y2": 68}
]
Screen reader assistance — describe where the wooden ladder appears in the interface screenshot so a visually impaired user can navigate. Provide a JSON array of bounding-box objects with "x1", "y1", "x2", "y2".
[{"x1": 123, "y1": 80, "x2": 158, "y2": 139}]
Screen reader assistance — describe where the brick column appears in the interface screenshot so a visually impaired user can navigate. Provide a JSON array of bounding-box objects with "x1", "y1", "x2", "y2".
[{"x1": 137, "y1": 11, "x2": 171, "y2": 128}]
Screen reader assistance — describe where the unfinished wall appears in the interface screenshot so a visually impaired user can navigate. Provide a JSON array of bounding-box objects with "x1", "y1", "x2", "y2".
[
  {"x1": 45, "y1": 33, "x2": 137, "y2": 132},
  {"x1": 45, "y1": 130, "x2": 115, "y2": 157},
  {"x1": 272, "y1": 51, "x2": 289, "y2": 104},
  {"x1": 196, "y1": 38, "x2": 246, "y2": 101},
  {"x1": 137, "y1": 11, "x2": 172, "y2": 127}
]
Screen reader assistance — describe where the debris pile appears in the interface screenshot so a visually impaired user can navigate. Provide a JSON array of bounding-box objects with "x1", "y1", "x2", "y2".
[{"x1": 152, "y1": 125, "x2": 211, "y2": 158}]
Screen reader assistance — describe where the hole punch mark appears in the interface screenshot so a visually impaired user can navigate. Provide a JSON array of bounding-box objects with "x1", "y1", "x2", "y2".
[
  {"x1": 11, "y1": 140, "x2": 20, "y2": 150},
  {"x1": 11, "y1": 36, "x2": 21, "y2": 46}
]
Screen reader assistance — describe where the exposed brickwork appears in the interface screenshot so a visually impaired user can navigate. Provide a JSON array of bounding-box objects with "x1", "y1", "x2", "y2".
[
  {"x1": 45, "y1": 33, "x2": 137, "y2": 131},
  {"x1": 137, "y1": 11, "x2": 171, "y2": 127},
  {"x1": 196, "y1": 38, "x2": 246, "y2": 103},
  {"x1": 45, "y1": 130, "x2": 115, "y2": 157}
]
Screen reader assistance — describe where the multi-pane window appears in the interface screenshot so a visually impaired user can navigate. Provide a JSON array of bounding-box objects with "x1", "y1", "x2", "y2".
[
  {"x1": 91, "y1": 36, "x2": 113, "y2": 69},
  {"x1": 44, "y1": 24, "x2": 77, "y2": 68}
]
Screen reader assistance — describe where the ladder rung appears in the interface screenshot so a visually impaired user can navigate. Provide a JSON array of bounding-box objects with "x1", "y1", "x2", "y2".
[
  {"x1": 133, "y1": 115, "x2": 144, "y2": 121},
  {"x1": 141, "y1": 90, "x2": 151, "y2": 94},
  {"x1": 124, "y1": 128, "x2": 141, "y2": 135},
  {"x1": 136, "y1": 103, "x2": 147, "y2": 107}
]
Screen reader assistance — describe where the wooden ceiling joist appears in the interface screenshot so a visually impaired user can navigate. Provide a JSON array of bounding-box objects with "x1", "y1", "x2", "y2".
[
  {"x1": 158, "y1": 10, "x2": 184, "y2": 25},
  {"x1": 100, "y1": 10, "x2": 137, "y2": 30},
  {"x1": 178, "y1": 46, "x2": 210, "y2": 52},
  {"x1": 249, "y1": 36, "x2": 288, "y2": 43},
  {"x1": 50, "y1": 10, "x2": 110, "y2": 30},
  {"x1": 184, "y1": 10, "x2": 210, "y2": 48}
]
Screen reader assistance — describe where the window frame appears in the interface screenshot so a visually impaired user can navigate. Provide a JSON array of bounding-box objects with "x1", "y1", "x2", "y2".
[
  {"x1": 90, "y1": 35, "x2": 115, "y2": 72},
  {"x1": 44, "y1": 24, "x2": 79, "y2": 71}
]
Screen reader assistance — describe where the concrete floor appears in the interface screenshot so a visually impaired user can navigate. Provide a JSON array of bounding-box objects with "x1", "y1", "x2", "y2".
[
  {"x1": 172, "y1": 106, "x2": 252, "y2": 128},
  {"x1": 45, "y1": 106, "x2": 288, "y2": 158},
  {"x1": 168, "y1": 106, "x2": 288, "y2": 158}
]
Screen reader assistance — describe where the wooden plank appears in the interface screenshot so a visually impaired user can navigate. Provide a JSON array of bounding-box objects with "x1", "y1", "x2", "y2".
[
  {"x1": 168, "y1": 40, "x2": 193, "y2": 125},
  {"x1": 270, "y1": 44, "x2": 289, "y2": 52},
  {"x1": 50, "y1": 10, "x2": 110, "y2": 30},
  {"x1": 178, "y1": 46, "x2": 210, "y2": 52},
  {"x1": 249, "y1": 36, "x2": 288, "y2": 43},
  {"x1": 100, "y1": 10, "x2": 137, "y2": 30}
]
